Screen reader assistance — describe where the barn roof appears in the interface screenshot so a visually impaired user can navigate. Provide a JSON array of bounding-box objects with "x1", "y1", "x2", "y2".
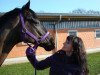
[
  {"x1": 1, "y1": 12, "x2": 100, "y2": 21},
  {"x1": 37, "y1": 13, "x2": 100, "y2": 21}
]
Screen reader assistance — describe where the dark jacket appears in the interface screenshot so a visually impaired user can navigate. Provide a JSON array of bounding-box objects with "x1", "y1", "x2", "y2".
[{"x1": 26, "y1": 50, "x2": 83, "y2": 75}]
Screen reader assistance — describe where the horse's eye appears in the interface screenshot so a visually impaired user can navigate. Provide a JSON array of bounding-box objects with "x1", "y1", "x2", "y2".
[
  {"x1": 37, "y1": 21, "x2": 40, "y2": 24},
  {"x1": 26, "y1": 16, "x2": 32, "y2": 20},
  {"x1": 27, "y1": 16, "x2": 38, "y2": 24}
]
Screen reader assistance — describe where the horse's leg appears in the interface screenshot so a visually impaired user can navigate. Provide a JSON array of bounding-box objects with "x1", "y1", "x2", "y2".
[{"x1": 0, "y1": 53, "x2": 8, "y2": 66}]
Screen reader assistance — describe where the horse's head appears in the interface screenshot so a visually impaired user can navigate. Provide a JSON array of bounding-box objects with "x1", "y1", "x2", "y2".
[
  {"x1": 19, "y1": 1, "x2": 55, "y2": 51},
  {"x1": 0, "y1": 1, "x2": 55, "y2": 66}
]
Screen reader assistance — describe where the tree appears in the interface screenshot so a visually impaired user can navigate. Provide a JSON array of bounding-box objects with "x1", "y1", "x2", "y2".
[
  {"x1": 71, "y1": 9, "x2": 100, "y2": 15},
  {"x1": 72, "y1": 9, "x2": 86, "y2": 14}
]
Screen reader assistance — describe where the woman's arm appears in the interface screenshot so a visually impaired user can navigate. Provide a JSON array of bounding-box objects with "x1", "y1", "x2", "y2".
[
  {"x1": 26, "y1": 47, "x2": 53, "y2": 70},
  {"x1": 26, "y1": 54, "x2": 53, "y2": 70}
]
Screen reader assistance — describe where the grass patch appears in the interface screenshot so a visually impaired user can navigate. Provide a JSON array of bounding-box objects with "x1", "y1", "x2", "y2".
[
  {"x1": 0, "y1": 52, "x2": 100, "y2": 75},
  {"x1": 87, "y1": 52, "x2": 100, "y2": 75}
]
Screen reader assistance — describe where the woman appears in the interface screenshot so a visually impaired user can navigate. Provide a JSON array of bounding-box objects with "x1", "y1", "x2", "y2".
[{"x1": 26, "y1": 35, "x2": 89, "y2": 75}]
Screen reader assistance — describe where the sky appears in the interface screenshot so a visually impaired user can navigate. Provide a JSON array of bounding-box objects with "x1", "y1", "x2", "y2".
[{"x1": 0, "y1": 0, "x2": 100, "y2": 13}]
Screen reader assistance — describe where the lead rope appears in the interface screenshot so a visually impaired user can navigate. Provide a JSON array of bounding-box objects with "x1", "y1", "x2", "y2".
[{"x1": 27, "y1": 43, "x2": 37, "y2": 75}]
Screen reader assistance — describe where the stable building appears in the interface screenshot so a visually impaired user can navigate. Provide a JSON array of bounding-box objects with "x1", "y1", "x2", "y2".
[{"x1": 4, "y1": 13, "x2": 100, "y2": 63}]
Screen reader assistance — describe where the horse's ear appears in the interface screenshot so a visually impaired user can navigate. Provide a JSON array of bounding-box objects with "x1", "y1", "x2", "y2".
[{"x1": 22, "y1": 0, "x2": 30, "y2": 11}]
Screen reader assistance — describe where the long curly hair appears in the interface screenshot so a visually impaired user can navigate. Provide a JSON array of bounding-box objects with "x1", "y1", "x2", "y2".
[{"x1": 67, "y1": 35, "x2": 89, "y2": 75}]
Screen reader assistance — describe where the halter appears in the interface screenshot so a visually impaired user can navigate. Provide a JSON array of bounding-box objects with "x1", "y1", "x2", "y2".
[
  {"x1": 19, "y1": 12, "x2": 50, "y2": 53},
  {"x1": 19, "y1": 13, "x2": 49, "y2": 75}
]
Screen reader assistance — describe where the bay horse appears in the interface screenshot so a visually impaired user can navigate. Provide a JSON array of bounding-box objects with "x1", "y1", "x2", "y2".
[{"x1": 0, "y1": 1, "x2": 55, "y2": 66}]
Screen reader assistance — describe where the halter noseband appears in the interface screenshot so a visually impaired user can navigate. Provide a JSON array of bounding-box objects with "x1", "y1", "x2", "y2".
[{"x1": 19, "y1": 13, "x2": 50, "y2": 52}]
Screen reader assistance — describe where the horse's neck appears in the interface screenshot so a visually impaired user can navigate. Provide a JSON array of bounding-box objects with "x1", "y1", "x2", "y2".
[{"x1": 0, "y1": 16, "x2": 20, "y2": 53}]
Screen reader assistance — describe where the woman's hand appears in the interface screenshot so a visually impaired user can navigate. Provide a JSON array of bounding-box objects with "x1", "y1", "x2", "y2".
[{"x1": 26, "y1": 47, "x2": 36, "y2": 56}]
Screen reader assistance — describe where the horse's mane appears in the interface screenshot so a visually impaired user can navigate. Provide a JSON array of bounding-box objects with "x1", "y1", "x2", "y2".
[{"x1": 0, "y1": 8, "x2": 20, "y2": 28}]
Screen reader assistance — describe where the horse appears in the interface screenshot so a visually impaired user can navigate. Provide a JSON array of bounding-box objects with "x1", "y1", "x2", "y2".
[{"x1": 0, "y1": 1, "x2": 55, "y2": 66}]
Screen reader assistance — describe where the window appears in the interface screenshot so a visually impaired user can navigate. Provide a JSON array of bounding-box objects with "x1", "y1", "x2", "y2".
[
  {"x1": 68, "y1": 30, "x2": 77, "y2": 36},
  {"x1": 95, "y1": 29, "x2": 100, "y2": 39}
]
